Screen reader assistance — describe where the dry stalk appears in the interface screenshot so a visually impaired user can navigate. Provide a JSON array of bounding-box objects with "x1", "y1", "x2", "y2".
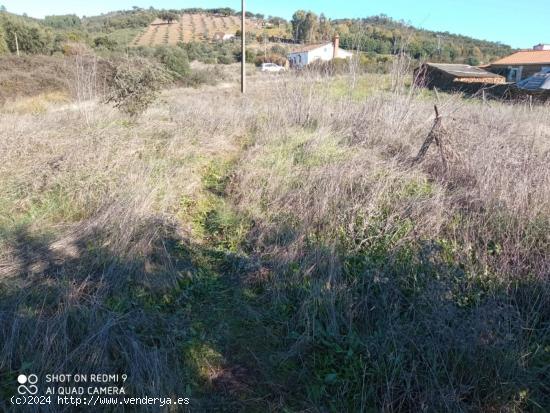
[{"x1": 410, "y1": 105, "x2": 449, "y2": 172}]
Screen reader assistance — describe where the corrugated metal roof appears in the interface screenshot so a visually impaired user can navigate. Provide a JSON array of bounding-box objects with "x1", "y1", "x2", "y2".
[
  {"x1": 516, "y1": 72, "x2": 550, "y2": 90},
  {"x1": 426, "y1": 63, "x2": 503, "y2": 78},
  {"x1": 491, "y1": 50, "x2": 550, "y2": 65}
]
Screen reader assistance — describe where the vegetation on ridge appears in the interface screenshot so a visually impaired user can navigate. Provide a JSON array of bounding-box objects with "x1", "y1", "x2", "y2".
[{"x1": 0, "y1": 5, "x2": 512, "y2": 65}]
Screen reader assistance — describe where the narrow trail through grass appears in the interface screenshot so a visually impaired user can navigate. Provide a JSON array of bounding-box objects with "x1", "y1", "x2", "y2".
[{"x1": 176, "y1": 148, "x2": 292, "y2": 411}]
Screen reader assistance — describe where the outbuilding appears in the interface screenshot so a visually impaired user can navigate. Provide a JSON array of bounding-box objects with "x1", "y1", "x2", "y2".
[{"x1": 414, "y1": 63, "x2": 505, "y2": 90}]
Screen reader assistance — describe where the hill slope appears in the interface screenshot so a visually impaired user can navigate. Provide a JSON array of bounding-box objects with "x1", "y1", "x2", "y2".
[
  {"x1": 133, "y1": 13, "x2": 263, "y2": 46},
  {"x1": 1, "y1": 7, "x2": 512, "y2": 64}
]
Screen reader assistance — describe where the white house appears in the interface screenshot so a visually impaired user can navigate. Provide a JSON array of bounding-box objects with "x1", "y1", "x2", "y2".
[
  {"x1": 213, "y1": 32, "x2": 236, "y2": 42},
  {"x1": 288, "y1": 35, "x2": 353, "y2": 68}
]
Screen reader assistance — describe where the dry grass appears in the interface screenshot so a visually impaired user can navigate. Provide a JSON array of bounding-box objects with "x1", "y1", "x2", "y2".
[
  {"x1": 0, "y1": 64, "x2": 548, "y2": 411},
  {"x1": 0, "y1": 78, "x2": 243, "y2": 410},
  {"x1": 230, "y1": 74, "x2": 550, "y2": 411}
]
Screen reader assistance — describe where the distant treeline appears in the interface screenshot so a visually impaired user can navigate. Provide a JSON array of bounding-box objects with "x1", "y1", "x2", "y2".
[
  {"x1": 0, "y1": 6, "x2": 513, "y2": 64},
  {"x1": 291, "y1": 12, "x2": 512, "y2": 65}
]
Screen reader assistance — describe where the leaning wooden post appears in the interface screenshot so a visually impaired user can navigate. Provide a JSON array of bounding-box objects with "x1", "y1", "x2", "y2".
[
  {"x1": 241, "y1": 0, "x2": 246, "y2": 94},
  {"x1": 14, "y1": 31, "x2": 20, "y2": 57},
  {"x1": 410, "y1": 105, "x2": 448, "y2": 172}
]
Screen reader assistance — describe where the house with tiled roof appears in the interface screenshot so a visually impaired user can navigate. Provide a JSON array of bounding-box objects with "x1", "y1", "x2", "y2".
[
  {"x1": 488, "y1": 44, "x2": 550, "y2": 82},
  {"x1": 288, "y1": 35, "x2": 353, "y2": 68}
]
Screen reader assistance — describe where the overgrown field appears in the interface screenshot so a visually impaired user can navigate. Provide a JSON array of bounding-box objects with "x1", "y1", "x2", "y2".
[{"x1": 0, "y1": 68, "x2": 549, "y2": 412}]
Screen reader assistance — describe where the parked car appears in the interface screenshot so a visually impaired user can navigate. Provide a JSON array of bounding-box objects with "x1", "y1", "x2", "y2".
[{"x1": 260, "y1": 63, "x2": 286, "y2": 72}]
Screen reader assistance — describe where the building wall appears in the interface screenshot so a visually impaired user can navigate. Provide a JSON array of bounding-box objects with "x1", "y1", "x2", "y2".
[
  {"x1": 307, "y1": 44, "x2": 335, "y2": 64},
  {"x1": 288, "y1": 44, "x2": 353, "y2": 68},
  {"x1": 490, "y1": 64, "x2": 550, "y2": 81},
  {"x1": 414, "y1": 66, "x2": 456, "y2": 89},
  {"x1": 288, "y1": 51, "x2": 310, "y2": 67}
]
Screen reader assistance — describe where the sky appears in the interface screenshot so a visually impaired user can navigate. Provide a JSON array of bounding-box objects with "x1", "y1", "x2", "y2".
[{"x1": 2, "y1": 0, "x2": 548, "y2": 49}]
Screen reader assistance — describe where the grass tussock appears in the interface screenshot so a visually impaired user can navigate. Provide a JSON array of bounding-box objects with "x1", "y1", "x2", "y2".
[{"x1": 0, "y1": 66, "x2": 549, "y2": 412}]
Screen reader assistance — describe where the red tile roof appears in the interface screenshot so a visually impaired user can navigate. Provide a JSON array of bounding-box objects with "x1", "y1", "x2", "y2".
[{"x1": 491, "y1": 50, "x2": 550, "y2": 66}]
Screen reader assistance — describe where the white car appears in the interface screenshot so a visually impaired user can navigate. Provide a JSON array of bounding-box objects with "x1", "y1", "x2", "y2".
[{"x1": 260, "y1": 63, "x2": 286, "y2": 72}]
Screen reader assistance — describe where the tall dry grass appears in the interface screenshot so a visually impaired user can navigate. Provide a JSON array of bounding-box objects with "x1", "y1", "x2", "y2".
[
  {"x1": 0, "y1": 80, "x2": 246, "y2": 411},
  {"x1": 0, "y1": 61, "x2": 548, "y2": 411},
  {"x1": 231, "y1": 70, "x2": 550, "y2": 410}
]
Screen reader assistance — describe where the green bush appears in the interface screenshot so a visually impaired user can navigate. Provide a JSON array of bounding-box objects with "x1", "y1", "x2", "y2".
[
  {"x1": 0, "y1": 28, "x2": 8, "y2": 54},
  {"x1": 234, "y1": 48, "x2": 256, "y2": 64},
  {"x1": 154, "y1": 46, "x2": 190, "y2": 78},
  {"x1": 93, "y1": 36, "x2": 118, "y2": 51},
  {"x1": 1, "y1": 17, "x2": 52, "y2": 54},
  {"x1": 181, "y1": 41, "x2": 237, "y2": 64},
  {"x1": 217, "y1": 54, "x2": 234, "y2": 65},
  {"x1": 105, "y1": 59, "x2": 169, "y2": 117},
  {"x1": 44, "y1": 14, "x2": 81, "y2": 29}
]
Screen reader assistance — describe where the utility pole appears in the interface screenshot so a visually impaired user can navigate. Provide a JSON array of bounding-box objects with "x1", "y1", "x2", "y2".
[
  {"x1": 241, "y1": 0, "x2": 246, "y2": 94},
  {"x1": 14, "y1": 31, "x2": 19, "y2": 57}
]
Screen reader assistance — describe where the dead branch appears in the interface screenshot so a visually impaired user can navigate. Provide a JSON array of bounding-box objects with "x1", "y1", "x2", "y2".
[{"x1": 410, "y1": 105, "x2": 448, "y2": 171}]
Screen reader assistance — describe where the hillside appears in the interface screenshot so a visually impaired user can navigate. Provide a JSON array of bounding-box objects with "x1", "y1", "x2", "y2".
[
  {"x1": 133, "y1": 13, "x2": 263, "y2": 46},
  {"x1": 0, "y1": 7, "x2": 512, "y2": 64},
  {"x1": 334, "y1": 15, "x2": 512, "y2": 64}
]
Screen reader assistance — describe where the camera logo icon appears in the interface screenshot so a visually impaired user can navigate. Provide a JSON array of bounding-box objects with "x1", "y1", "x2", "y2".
[{"x1": 17, "y1": 374, "x2": 38, "y2": 395}]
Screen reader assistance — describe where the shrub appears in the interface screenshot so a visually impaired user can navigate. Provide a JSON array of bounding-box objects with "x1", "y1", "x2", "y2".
[
  {"x1": 182, "y1": 67, "x2": 224, "y2": 88},
  {"x1": 234, "y1": 48, "x2": 256, "y2": 64},
  {"x1": 0, "y1": 27, "x2": 7, "y2": 55},
  {"x1": 305, "y1": 58, "x2": 351, "y2": 76},
  {"x1": 271, "y1": 44, "x2": 287, "y2": 53},
  {"x1": 61, "y1": 41, "x2": 91, "y2": 56},
  {"x1": 180, "y1": 41, "x2": 237, "y2": 64},
  {"x1": 255, "y1": 53, "x2": 288, "y2": 67},
  {"x1": 467, "y1": 56, "x2": 480, "y2": 66},
  {"x1": 93, "y1": 36, "x2": 118, "y2": 51},
  {"x1": 217, "y1": 53, "x2": 235, "y2": 65},
  {"x1": 154, "y1": 46, "x2": 190, "y2": 78},
  {"x1": 104, "y1": 59, "x2": 169, "y2": 117}
]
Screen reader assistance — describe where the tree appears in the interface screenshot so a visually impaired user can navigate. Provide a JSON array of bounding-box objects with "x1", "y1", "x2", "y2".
[
  {"x1": 291, "y1": 10, "x2": 318, "y2": 43},
  {"x1": 44, "y1": 14, "x2": 81, "y2": 28},
  {"x1": 466, "y1": 56, "x2": 480, "y2": 66},
  {"x1": 0, "y1": 5, "x2": 6, "y2": 12},
  {"x1": 318, "y1": 13, "x2": 333, "y2": 41},
  {"x1": 158, "y1": 11, "x2": 178, "y2": 24},
  {"x1": 105, "y1": 59, "x2": 169, "y2": 118},
  {"x1": 268, "y1": 16, "x2": 286, "y2": 28},
  {"x1": 1, "y1": 17, "x2": 52, "y2": 54}
]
